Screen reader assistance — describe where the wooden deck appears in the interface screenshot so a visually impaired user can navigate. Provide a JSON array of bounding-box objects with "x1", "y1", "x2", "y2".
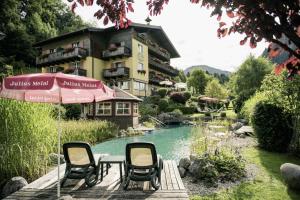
[{"x1": 5, "y1": 154, "x2": 188, "y2": 200}]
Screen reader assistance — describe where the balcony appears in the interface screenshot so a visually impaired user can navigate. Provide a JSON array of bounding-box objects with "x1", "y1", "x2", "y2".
[
  {"x1": 102, "y1": 46, "x2": 131, "y2": 59},
  {"x1": 149, "y1": 75, "x2": 163, "y2": 85},
  {"x1": 36, "y1": 47, "x2": 88, "y2": 67},
  {"x1": 103, "y1": 67, "x2": 130, "y2": 78},
  {"x1": 45, "y1": 66, "x2": 87, "y2": 77},
  {"x1": 65, "y1": 68, "x2": 87, "y2": 77},
  {"x1": 135, "y1": 34, "x2": 170, "y2": 60},
  {"x1": 149, "y1": 57, "x2": 179, "y2": 76}
]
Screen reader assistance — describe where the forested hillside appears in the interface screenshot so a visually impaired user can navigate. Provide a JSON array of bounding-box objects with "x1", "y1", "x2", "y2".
[{"x1": 0, "y1": 0, "x2": 91, "y2": 75}]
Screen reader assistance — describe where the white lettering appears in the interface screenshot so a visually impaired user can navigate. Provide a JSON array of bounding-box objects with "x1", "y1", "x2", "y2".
[
  {"x1": 63, "y1": 81, "x2": 80, "y2": 87},
  {"x1": 32, "y1": 81, "x2": 49, "y2": 86},
  {"x1": 9, "y1": 81, "x2": 31, "y2": 87}
]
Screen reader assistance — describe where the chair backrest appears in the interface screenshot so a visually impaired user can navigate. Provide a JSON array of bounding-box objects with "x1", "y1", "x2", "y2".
[
  {"x1": 63, "y1": 142, "x2": 95, "y2": 166},
  {"x1": 125, "y1": 142, "x2": 157, "y2": 168}
]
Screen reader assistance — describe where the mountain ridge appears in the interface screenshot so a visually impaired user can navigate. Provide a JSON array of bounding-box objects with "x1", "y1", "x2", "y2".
[{"x1": 184, "y1": 65, "x2": 231, "y2": 76}]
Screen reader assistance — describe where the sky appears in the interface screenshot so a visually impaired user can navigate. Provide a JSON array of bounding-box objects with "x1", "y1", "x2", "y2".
[{"x1": 63, "y1": 0, "x2": 268, "y2": 72}]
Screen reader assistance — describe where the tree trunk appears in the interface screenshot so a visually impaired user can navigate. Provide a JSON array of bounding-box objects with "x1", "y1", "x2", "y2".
[{"x1": 289, "y1": 115, "x2": 300, "y2": 155}]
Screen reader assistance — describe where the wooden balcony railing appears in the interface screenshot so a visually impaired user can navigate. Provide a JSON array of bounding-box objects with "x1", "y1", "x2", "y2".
[
  {"x1": 148, "y1": 56, "x2": 179, "y2": 76},
  {"x1": 134, "y1": 34, "x2": 171, "y2": 60},
  {"x1": 36, "y1": 47, "x2": 88, "y2": 67},
  {"x1": 102, "y1": 46, "x2": 131, "y2": 59},
  {"x1": 103, "y1": 67, "x2": 130, "y2": 78}
]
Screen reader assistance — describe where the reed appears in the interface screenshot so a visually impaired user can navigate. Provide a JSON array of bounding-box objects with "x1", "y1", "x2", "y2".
[
  {"x1": 60, "y1": 120, "x2": 118, "y2": 145},
  {"x1": 0, "y1": 99, "x2": 118, "y2": 184},
  {"x1": 0, "y1": 99, "x2": 56, "y2": 182}
]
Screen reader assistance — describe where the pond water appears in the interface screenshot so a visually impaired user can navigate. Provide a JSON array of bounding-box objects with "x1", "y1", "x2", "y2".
[{"x1": 92, "y1": 126, "x2": 193, "y2": 162}]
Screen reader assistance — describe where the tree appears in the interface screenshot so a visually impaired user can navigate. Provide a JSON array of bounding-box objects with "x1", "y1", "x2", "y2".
[
  {"x1": 178, "y1": 69, "x2": 187, "y2": 83},
  {"x1": 187, "y1": 69, "x2": 208, "y2": 95},
  {"x1": 205, "y1": 79, "x2": 228, "y2": 100},
  {"x1": 0, "y1": 0, "x2": 89, "y2": 72},
  {"x1": 68, "y1": 0, "x2": 299, "y2": 60},
  {"x1": 229, "y1": 55, "x2": 273, "y2": 113},
  {"x1": 259, "y1": 72, "x2": 300, "y2": 154}
]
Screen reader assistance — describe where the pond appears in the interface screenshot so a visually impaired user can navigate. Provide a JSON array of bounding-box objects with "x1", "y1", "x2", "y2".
[{"x1": 92, "y1": 126, "x2": 193, "y2": 162}]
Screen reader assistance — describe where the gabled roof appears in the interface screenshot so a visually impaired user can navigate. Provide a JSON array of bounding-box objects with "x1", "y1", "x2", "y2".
[
  {"x1": 113, "y1": 87, "x2": 143, "y2": 102},
  {"x1": 33, "y1": 27, "x2": 104, "y2": 47},
  {"x1": 33, "y1": 23, "x2": 180, "y2": 58}
]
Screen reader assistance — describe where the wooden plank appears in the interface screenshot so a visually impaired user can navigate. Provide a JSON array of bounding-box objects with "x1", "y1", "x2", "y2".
[
  {"x1": 169, "y1": 161, "x2": 179, "y2": 190},
  {"x1": 160, "y1": 162, "x2": 167, "y2": 190},
  {"x1": 164, "y1": 160, "x2": 173, "y2": 190},
  {"x1": 7, "y1": 188, "x2": 189, "y2": 200},
  {"x1": 171, "y1": 160, "x2": 185, "y2": 190},
  {"x1": 6, "y1": 159, "x2": 189, "y2": 200}
]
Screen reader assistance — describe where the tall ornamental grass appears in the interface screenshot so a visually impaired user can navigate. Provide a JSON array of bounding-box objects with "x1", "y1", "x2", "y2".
[
  {"x1": 60, "y1": 120, "x2": 118, "y2": 145},
  {"x1": 0, "y1": 99, "x2": 56, "y2": 182}
]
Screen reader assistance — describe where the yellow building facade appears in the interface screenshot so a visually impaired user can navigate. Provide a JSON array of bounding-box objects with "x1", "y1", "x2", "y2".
[{"x1": 35, "y1": 23, "x2": 180, "y2": 97}]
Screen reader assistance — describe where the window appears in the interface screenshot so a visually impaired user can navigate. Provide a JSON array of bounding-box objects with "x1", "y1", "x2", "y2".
[
  {"x1": 87, "y1": 104, "x2": 93, "y2": 115},
  {"x1": 138, "y1": 44, "x2": 143, "y2": 53},
  {"x1": 118, "y1": 81, "x2": 129, "y2": 90},
  {"x1": 96, "y1": 102, "x2": 112, "y2": 115},
  {"x1": 137, "y1": 62, "x2": 144, "y2": 70},
  {"x1": 49, "y1": 67, "x2": 56, "y2": 73},
  {"x1": 49, "y1": 49, "x2": 56, "y2": 54},
  {"x1": 113, "y1": 62, "x2": 124, "y2": 68},
  {"x1": 72, "y1": 42, "x2": 79, "y2": 48},
  {"x1": 72, "y1": 61, "x2": 80, "y2": 69},
  {"x1": 116, "y1": 102, "x2": 131, "y2": 115},
  {"x1": 134, "y1": 81, "x2": 146, "y2": 91},
  {"x1": 133, "y1": 103, "x2": 138, "y2": 114}
]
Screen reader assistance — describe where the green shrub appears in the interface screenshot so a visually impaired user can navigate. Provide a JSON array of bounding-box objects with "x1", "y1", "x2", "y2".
[
  {"x1": 183, "y1": 91, "x2": 191, "y2": 101},
  {"x1": 204, "y1": 112, "x2": 211, "y2": 117},
  {"x1": 158, "y1": 99, "x2": 168, "y2": 112},
  {"x1": 61, "y1": 120, "x2": 118, "y2": 145},
  {"x1": 220, "y1": 112, "x2": 226, "y2": 118},
  {"x1": 252, "y1": 102, "x2": 293, "y2": 152},
  {"x1": 139, "y1": 103, "x2": 159, "y2": 121},
  {"x1": 147, "y1": 95, "x2": 161, "y2": 104},
  {"x1": 64, "y1": 104, "x2": 81, "y2": 120},
  {"x1": 190, "y1": 96, "x2": 198, "y2": 102},
  {"x1": 166, "y1": 103, "x2": 182, "y2": 112},
  {"x1": 241, "y1": 92, "x2": 267, "y2": 123},
  {"x1": 193, "y1": 149, "x2": 246, "y2": 186},
  {"x1": 0, "y1": 99, "x2": 56, "y2": 182},
  {"x1": 179, "y1": 106, "x2": 196, "y2": 115},
  {"x1": 157, "y1": 88, "x2": 168, "y2": 98},
  {"x1": 172, "y1": 109, "x2": 183, "y2": 116}
]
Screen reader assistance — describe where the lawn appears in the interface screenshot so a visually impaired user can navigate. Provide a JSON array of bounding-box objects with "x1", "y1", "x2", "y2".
[{"x1": 190, "y1": 147, "x2": 300, "y2": 200}]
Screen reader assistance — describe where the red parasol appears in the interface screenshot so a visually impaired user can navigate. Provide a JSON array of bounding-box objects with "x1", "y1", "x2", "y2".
[{"x1": 0, "y1": 72, "x2": 115, "y2": 198}]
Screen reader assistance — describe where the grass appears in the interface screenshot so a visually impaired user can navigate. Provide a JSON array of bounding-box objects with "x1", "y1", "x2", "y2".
[{"x1": 190, "y1": 147, "x2": 300, "y2": 200}]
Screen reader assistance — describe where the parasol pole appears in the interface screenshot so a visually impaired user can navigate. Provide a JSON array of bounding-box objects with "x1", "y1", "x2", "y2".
[
  {"x1": 57, "y1": 102, "x2": 61, "y2": 198},
  {"x1": 57, "y1": 99, "x2": 61, "y2": 198}
]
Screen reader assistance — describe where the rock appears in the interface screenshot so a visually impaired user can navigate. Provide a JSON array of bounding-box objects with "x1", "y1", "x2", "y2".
[
  {"x1": 280, "y1": 163, "x2": 300, "y2": 190},
  {"x1": 234, "y1": 126, "x2": 254, "y2": 137},
  {"x1": 188, "y1": 159, "x2": 204, "y2": 178},
  {"x1": 214, "y1": 132, "x2": 226, "y2": 138},
  {"x1": 230, "y1": 122, "x2": 243, "y2": 131},
  {"x1": 189, "y1": 154, "x2": 198, "y2": 161},
  {"x1": 1, "y1": 177, "x2": 28, "y2": 198},
  {"x1": 179, "y1": 157, "x2": 191, "y2": 170},
  {"x1": 178, "y1": 167, "x2": 187, "y2": 178},
  {"x1": 49, "y1": 153, "x2": 65, "y2": 164}
]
